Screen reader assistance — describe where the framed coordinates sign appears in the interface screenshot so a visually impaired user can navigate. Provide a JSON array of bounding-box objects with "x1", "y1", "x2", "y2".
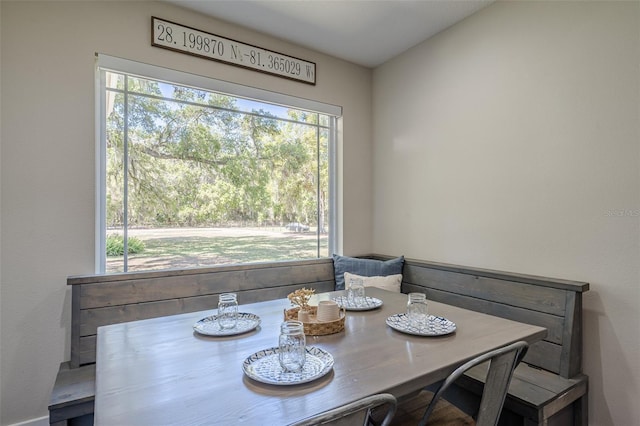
[{"x1": 151, "y1": 17, "x2": 316, "y2": 85}]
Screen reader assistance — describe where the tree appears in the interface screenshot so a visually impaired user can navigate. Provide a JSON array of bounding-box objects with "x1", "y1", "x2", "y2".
[{"x1": 106, "y1": 73, "x2": 328, "y2": 230}]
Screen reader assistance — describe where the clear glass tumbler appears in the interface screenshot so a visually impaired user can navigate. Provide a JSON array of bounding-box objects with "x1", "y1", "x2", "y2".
[
  {"x1": 278, "y1": 320, "x2": 306, "y2": 372},
  {"x1": 407, "y1": 292, "x2": 428, "y2": 329},
  {"x1": 347, "y1": 277, "x2": 365, "y2": 307},
  {"x1": 217, "y1": 293, "x2": 238, "y2": 330}
]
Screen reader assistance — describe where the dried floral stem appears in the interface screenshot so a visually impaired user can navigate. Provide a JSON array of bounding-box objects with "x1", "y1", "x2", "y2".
[{"x1": 288, "y1": 288, "x2": 315, "y2": 311}]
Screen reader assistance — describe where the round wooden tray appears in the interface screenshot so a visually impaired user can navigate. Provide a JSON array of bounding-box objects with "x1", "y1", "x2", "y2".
[{"x1": 284, "y1": 306, "x2": 346, "y2": 336}]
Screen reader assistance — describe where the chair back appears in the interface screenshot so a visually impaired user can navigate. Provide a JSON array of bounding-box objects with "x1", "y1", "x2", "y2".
[
  {"x1": 290, "y1": 393, "x2": 397, "y2": 426},
  {"x1": 420, "y1": 341, "x2": 528, "y2": 426}
]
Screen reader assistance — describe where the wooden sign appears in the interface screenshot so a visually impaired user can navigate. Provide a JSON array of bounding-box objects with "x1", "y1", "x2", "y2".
[{"x1": 152, "y1": 17, "x2": 316, "y2": 85}]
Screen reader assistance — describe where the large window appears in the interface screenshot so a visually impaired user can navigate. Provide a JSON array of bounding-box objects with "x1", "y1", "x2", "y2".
[{"x1": 97, "y1": 56, "x2": 339, "y2": 273}]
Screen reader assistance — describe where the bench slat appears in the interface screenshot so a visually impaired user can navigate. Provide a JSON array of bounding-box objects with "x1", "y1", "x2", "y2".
[
  {"x1": 68, "y1": 258, "x2": 334, "y2": 284},
  {"x1": 79, "y1": 282, "x2": 335, "y2": 337},
  {"x1": 525, "y1": 340, "x2": 561, "y2": 374},
  {"x1": 79, "y1": 262, "x2": 334, "y2": 309},
  {"x1": 514, "y1": 365, "x2": 584, "y2": 396},
  {"x1": 80, "y1": 299, "x2": 184, "y2": 336},
  {"x1": 404, "y1": 283, "x2": 565, "y2": 344},
  {"x1": 78, "y1": 336, "x2": 96, "y2": 366},
  {"x1": 373, "y1": 255, "x2": 589, "y2": 292},
  {"x1": 403, "y1": 265, "x2": 568, "y2": 316}
]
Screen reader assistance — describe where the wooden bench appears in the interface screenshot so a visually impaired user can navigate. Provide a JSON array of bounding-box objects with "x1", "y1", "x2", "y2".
[
  {"x1": 50, "y1": 255, "x2": 589, "y2": 426},
  {"x1": 382, "y1": 255, "x2": 589, "y2": 426},
  {"x1": 49, "y1": 258, "x2": 335, "y2": 425}
]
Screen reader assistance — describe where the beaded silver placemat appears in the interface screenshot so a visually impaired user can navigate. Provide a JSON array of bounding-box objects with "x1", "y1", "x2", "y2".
[
  {"x1": 332, "y1": 296, "x2": 383, "y2": 311},
  {"x1": 242, "y1": 346, "x2": 334, "y2": 385},
  {"x1": 193, "y1": 312, "x2": 261, "y2": 336},
  {"x1": 386, "y1": 313, "x2": 456, "y2": 336}
]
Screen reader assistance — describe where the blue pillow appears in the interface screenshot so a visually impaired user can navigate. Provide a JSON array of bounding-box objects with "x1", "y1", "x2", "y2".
[{"x1": 332, "y1": 254, "x2": 405, "y2": 290}]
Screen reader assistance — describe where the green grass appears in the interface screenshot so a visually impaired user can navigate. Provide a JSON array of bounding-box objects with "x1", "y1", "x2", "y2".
[
  {"x1": 107, "y1": 234, "x2": 329, "y2": 272},
  {"x1": 144, "y1": 235, "x2": 324, "y2": 261}
]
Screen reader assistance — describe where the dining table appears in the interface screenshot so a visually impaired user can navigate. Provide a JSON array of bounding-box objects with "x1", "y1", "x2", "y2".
[{"x1": 94, "y1": 287, "x2": 546, "y2": 425}]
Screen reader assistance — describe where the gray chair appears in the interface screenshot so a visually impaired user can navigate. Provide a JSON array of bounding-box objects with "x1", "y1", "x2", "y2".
[
  {"x1": 289, "y1": 393, "x2": 397, "y2": 426},
  {"x1": 392, "y1": 341, "x2": 528, "y2": 426}
]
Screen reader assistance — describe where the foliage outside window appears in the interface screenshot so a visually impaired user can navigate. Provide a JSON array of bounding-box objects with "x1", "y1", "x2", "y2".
[{"x1": 100, "y1": 68, "x2": 335, "y2": 273}]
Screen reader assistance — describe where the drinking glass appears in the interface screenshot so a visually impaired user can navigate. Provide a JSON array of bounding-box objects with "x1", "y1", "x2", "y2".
[
  {"x1": 278, "y1": 320, "x2": 306, "y2": 372},
  {"x1": 218, "y1": 293, "x2": 238, "y2": 330},
  {"x1": 407, "y1": 292, "x2": 428, "y2": 329},
  {"x1": 347, "y1": 277, "x2": 365, "y2": 307}
]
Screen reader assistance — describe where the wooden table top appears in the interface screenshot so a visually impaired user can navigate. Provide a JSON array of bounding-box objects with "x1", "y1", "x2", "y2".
[{"x1": 94, "y1": 287, "x2": 546, "y2": 425}]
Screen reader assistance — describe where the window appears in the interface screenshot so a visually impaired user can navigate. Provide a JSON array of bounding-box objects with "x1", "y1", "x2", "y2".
[{"x1": 97, "y1": 56, "x2": 340, "y2": 273}]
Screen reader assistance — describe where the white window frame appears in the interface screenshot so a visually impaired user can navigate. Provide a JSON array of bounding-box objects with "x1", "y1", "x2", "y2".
[{"x1": 95, "y1": 54, "x2": 341, "y2": 273}]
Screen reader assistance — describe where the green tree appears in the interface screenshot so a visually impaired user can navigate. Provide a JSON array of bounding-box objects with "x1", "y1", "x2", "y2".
[{"x1": 106, "y1": 74, "x2": 327, "y2": 230}]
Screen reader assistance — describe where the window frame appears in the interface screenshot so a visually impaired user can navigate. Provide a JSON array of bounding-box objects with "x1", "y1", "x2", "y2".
[{"x1": 95, "y1": 54, "x2": 341, "y2": 273}]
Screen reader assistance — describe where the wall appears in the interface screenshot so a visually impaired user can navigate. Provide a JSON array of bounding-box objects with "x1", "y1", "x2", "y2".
[
  {"x1": 0, "y1": 0, "x2": 3, "y2": 420},
  {"x1": 373, "y1": 1, "x2": 639, "y2": 425},
  {"x1": 0, "y1": 1, "x2": 372, "y2": 423}
]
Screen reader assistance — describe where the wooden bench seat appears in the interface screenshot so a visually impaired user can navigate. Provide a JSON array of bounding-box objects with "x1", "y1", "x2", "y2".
[
  {"x1": 380, "y1": 255, "x2": 590, "y2": 426},
  {"x1": 456, "y1": 362, "x2": 588, "y2": 425},
  {"x1": 49, "y1": 362, "x2": 95, "y2": 426},
  {"x1": 50, "y1": 255, "x2": 589, "y2": 426}
]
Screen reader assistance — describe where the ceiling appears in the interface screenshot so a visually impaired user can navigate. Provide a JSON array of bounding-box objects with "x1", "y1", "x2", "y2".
[{"x1": 163, "y1": 0, "x2": 494, "y2": 68}]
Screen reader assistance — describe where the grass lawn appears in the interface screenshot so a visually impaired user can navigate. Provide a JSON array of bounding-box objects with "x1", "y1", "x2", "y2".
[{"x1": 107, "y1": 227, "x2": 328, "y2": 273}]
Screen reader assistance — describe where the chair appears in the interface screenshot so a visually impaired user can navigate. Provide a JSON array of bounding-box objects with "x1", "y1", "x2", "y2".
[
  {"x1": 289, "y1": 393, "x2": 397, "y2": 426},
  {"x1": 392, "y1": 341, "x2": 528, "y2": 426}
]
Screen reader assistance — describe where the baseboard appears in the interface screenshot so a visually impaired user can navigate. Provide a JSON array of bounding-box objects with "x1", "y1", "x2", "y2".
[{"x1": 8, "y1": 416, "x2": 49, "y2": 426}]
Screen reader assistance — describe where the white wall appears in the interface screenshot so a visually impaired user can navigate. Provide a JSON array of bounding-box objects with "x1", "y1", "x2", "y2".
[
  {"x1": 0, "y1": 0, "x2": 3, "y2": 419},
  {"x1": 0, "y1": 1, "x2": 372, "y2": 423},
  {"x1": 373, "y1": 1, "x2": 639, "y2": 425}
]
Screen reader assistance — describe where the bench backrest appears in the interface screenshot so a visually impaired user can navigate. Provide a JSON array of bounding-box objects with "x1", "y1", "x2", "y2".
[
  {"x1": 68, "y1": 254, "x2": 588, "y2": 378},
  {"x1": 386, "y1": 256, "x2": 589, "y2": 378},
  {"x1": 68, "y1": 258, "x2": 335, "y2": 367}
]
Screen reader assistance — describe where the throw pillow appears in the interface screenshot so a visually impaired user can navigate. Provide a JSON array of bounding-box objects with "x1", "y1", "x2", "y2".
[
  {"x1": 332, "y1": 254, "x2": 405, "y2": 290},
  {"x1": 344, "y1": 272, "x2": 402, "y2": 293}
]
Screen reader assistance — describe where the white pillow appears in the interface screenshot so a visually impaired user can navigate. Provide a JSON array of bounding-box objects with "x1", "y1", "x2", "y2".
[{"x1": 344, "y1": 272, "x2": 402, "y2": 293}]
